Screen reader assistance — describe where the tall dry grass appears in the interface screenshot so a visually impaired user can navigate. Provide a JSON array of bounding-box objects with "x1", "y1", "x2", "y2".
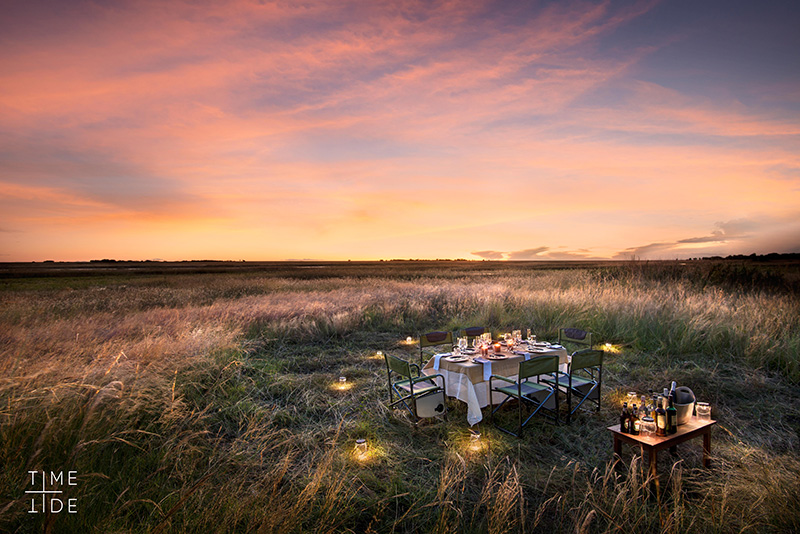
[{"x1": 1, "y1": 262, "x2": 798, "y2": 532}]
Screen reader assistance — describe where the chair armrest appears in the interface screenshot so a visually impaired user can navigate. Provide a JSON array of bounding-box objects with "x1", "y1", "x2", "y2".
[
  {"x1": 489, "y1": 374, "x2": 516, "y2": 385},
  {"x1": 409, "y1": 362, "x2": 421, "y2": 376},
  {"x1": 410, "y1": 373, "x2": 443, "y2": 384}
]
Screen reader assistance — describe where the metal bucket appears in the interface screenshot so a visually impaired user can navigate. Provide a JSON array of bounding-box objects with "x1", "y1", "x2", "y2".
[
  {"x1": 416, "y1": 390, "x2": 446, "y2": 418},
  {"x1": 674, "y1": 386, "x2": 695, "y2": 425}
]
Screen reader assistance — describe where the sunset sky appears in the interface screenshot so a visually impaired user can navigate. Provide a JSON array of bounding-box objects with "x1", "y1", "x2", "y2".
[{"x1": 1, "y1": 0, "x2": 799, "y2": 262}]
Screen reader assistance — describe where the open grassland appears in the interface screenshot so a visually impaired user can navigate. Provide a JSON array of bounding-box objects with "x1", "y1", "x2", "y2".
[{"x1": 1, "y1": 260, "x2": 799, "y2": 533}]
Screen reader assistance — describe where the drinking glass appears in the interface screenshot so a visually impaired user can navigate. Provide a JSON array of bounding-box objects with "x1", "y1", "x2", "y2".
[
  {"x1": 640, "y1": 416, "x2": 656, "y2": 437},
  {"x1": 696, "y1": 402, "x2": 711, "y2": 420}
]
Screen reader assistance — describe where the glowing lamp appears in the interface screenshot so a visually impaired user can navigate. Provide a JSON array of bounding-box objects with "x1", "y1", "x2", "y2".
[{"x1": 468, "y1": 430, "x2": 483, "y2": 452}]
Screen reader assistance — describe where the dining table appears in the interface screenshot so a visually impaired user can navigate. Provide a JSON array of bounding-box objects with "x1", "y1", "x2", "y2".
[{"x1": 421, "y1": 342, "x2": 570, "y2": 426}]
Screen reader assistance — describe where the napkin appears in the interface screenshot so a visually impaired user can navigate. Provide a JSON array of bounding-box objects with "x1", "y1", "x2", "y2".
[
  {"x1": 433, "y1": 353, "x2": 450, "y2": 370},
  {"x1": 473, "y1": 357, "x2": 492, "y2": 381}
]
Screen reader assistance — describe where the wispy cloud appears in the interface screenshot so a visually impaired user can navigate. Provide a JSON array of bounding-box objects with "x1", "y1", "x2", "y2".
[
  {"x1": 545, "y1": 250, "x2": 596, "y2": 260},
  {"x1": 471, "y1": 246, "x2": 601, "y2": 261},
  {"x1": 507, "y1": 247, "x2": 550, "y2": 260},
  {"x1": 612, "y1": 217, "x2": 799, "y2": 259},
  {"x1": 471, "y1": 250, "x2": 505, "y2": 260}
]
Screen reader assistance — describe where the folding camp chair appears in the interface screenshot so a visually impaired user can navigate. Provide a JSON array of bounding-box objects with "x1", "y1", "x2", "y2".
[
  {"x1": 489, "y1": 355, "x2": 560, "y2": 437},
  {"x1": 543, "y1": 349, "x2": 603, "y2": 423},
  {"x1": 384, "y1": 353, "x2": 447, "y2": 423}
]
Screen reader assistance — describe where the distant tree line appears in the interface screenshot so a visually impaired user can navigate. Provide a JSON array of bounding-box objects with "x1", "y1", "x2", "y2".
[
  {"x1": 705, "y1": 252, "x2": 800, "y2": 262},
  {"x1": 67, "y1": 252, "x2": 800, "y2": 264}
]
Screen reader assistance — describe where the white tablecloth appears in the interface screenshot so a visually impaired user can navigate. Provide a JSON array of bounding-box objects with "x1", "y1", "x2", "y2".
[{"x1": 422, "y1": 346, "x2": 569, "y2": 426}]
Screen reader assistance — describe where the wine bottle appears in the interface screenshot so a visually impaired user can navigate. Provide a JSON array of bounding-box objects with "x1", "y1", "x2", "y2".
[
  {"x1": 638, "y1": 400, "x2": 647, "y2": 420},
  {"x1": 620, "y1": 402, "x2": 629, "y2": 433},
  {"x1": 667, "y1": 394, "x2": 678, "y2": 434},
  {"x1": 655, "y1": 396, "x2": 666, "y2": 437},
  {"x1": 630, "y1": 404, "x2": 639, "y2": 435}
]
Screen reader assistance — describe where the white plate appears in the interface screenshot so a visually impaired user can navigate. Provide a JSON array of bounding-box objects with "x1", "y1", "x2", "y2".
[{"x1": 446, "y1": 356, "x2": 468, "y2": 362}]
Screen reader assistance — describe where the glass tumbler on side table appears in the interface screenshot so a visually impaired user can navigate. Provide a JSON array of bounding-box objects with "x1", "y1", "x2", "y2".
[
  {"x1": 696, "y1": 402, "x2": 711, "y2": 420},
  {"x1": 640, "y1": 416, "x2": 656, "y2": 437}
]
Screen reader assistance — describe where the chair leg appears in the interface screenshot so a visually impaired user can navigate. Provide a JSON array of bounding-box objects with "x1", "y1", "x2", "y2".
[
  {"x1": 566, "y1": 385, "x2": 572, "y2": 424},
  {"x1": 489, "y1": 380, "x2": 494, "y2": 428},
  {"x1": 493, "y1": 393, "x2": 553, "y2": 438},
  {"x1": 555, "y1": 385, "x2": 560, "y2": 426},
  {"x1": 597, "y1": 373, "x2": 602, "y2": 412}
]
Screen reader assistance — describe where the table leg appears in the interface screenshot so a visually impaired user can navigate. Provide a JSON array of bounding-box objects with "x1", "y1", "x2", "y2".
[
  {"x1": 648, "y1": 448, "x2": 660, "y2": 499},
  {"x1": 648, "y1": 449, "x2": 658, "y2": 480},
  {"x1": 613, "y1": 436, "x2": 621, "y2": 457},
  {"x1": 703, "y1": 429, "x2": 711, "y2": 468}
]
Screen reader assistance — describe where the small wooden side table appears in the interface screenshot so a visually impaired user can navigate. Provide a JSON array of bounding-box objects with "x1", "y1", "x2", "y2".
[{"x1": 608, "y1": 417, "x2": 716, "y2": 490}]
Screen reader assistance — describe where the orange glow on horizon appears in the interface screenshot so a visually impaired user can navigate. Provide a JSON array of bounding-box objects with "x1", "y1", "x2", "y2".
[{"x1": 1, "y1": 1, "x2": 798, "y2": 262}]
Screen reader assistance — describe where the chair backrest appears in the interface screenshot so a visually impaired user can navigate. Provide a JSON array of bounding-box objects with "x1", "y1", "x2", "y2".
[
  {"x1": 385, "y1": 353, "x2": 412, "y2": 378},
  {"x1": 558, "y1": 328, "x2": 592, "y2": 349},
  {"x1": 461, "y1": 326, "x2": 485, "y2": 339},
  {"x1": 570, "y1": 349, "x2": 603, "y2": 371},
  {"x1": 420, "y1": 331, "x2": 453, "y2": 348},
  {"x1": 519, "y1": 355, "x2": 559, "y2": 380}
]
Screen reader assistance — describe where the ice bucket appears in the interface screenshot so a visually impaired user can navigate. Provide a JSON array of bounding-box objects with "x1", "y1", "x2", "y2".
[
  {"x1": 416, "y1": 390, "x2": 446, "y2": 418},
  {"x1": 674, "y1": 386, "x2": 695, "y2": 425}
]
